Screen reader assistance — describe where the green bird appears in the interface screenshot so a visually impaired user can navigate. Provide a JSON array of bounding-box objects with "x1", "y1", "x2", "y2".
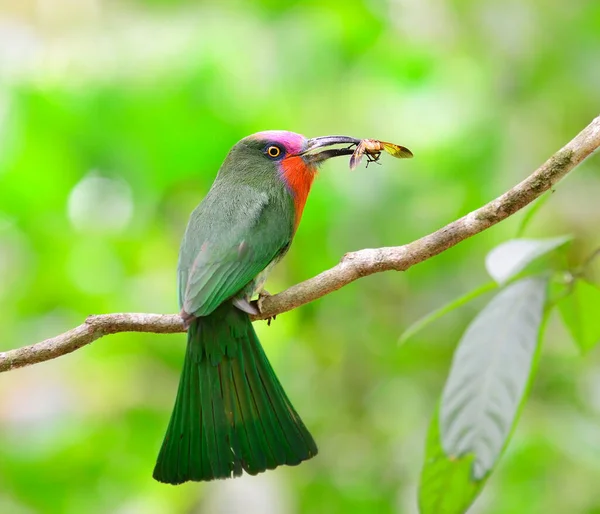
[{"x1": 153, "y1": 131, "x2": 362, "y2": 484}]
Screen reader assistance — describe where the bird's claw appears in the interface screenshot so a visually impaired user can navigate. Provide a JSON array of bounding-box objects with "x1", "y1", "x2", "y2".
[
  {"x1": 256, "y1": 289, "x2": 271, "y2": 312},
  {"x1": 252, "y1": 290, "x2": 277, "y2": 326}
]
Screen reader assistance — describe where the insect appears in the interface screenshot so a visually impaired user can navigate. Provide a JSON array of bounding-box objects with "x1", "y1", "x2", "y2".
[{"x1": 349, "y1": 139, "x2": 413, "y2": 170}]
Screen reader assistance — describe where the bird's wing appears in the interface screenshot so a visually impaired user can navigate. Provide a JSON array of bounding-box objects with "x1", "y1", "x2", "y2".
[{"x1": 178, "y1": 187, "x2": 292, "y2": 317}]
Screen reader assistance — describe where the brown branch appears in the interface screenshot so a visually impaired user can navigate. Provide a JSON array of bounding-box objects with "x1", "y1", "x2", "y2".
[{"x1": 1, "y1": 115, "x2": 599, "y2": 373}]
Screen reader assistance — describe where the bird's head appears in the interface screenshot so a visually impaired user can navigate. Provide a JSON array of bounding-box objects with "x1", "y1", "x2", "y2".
[
  {"x1": 218, "y1": 130, "x2": 362, "y2": 228},
  {"x1": 217, "y1": 130, "x2": 360, "y2": 184},
  {"x1": 241, "y1": 130, "x2": 360, "y2": 165}
]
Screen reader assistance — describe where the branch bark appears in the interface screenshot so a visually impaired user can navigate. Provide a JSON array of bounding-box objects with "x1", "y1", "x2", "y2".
[{"x1": 2, "y1": 115, "x2": 599, "y2": 373}]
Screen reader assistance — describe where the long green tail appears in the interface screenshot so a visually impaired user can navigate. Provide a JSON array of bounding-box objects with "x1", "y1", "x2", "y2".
[{"x1": 153, "y1": 302, "x2": 318, "y2": 484}]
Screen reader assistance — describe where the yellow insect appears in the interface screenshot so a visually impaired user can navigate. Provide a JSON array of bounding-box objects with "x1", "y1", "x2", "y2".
[{"x1": 349, "y1": 139, "x2": 413, "y2": 170}]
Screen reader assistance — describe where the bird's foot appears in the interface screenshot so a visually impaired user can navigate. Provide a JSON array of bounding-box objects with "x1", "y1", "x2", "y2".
[
  {"x1": 256, "y1": 289, "x2": 271, "y2": 312},
  {"x1": 252, "y1": 290, "x2": 277, "y2": 326}
]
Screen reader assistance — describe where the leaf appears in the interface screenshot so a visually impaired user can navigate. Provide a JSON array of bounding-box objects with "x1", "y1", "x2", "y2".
[
  {"x1": 419, "y1": 408, "x2": 482, "y2": 514},
  {"x1": 419, "y1": 278, "x2": 548, "y2": 514},
  {"x1": 399, "y1": 282, "x2": 497, "y2": 345},
  {"x1": 558, "y1": 279, "x2": 600, "y2": 353},
  {"x1": 485, "y1": 236, "x2": 571, "y2": 285},
  {"x1": 439, "y1": 277, "x2": 547, "y2": 482}
]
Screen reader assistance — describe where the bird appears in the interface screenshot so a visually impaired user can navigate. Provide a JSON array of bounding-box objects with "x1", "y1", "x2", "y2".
[{"x1": 153, "y1": 130, "x2": 361, "y2": 484}]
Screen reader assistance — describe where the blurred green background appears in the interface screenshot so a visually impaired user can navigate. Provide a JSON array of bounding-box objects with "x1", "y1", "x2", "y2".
[{"x1": 1, "y1": 0, "x2": 599, "y2": 513}]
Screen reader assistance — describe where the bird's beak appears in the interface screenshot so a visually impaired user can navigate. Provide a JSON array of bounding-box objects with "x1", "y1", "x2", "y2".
[{"x1": 300, "y1": 135, "x2": 361, "y2": 164}]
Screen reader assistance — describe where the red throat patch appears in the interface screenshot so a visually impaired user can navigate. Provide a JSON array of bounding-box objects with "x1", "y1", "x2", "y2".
[{"x1": 279, "y1": 156, "x2": 317, "y2": 231}]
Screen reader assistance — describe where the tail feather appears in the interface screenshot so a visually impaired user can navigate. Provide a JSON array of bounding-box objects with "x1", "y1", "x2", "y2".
[
  {"x1": 153, "y1": 302, "x2": 317, "y2": 484},
  {"x1": 187, "y1": 358, "x2": 203, "y2": 480},
  {"x1": 240, "y1": 342, "x2": 288, "y2": 465},
  {"x1": 230, "y1": 352, "x2": 271, "y2": 473},
  {"x1": 241, "y1": 335, "x2": 311, "y2": 463}
]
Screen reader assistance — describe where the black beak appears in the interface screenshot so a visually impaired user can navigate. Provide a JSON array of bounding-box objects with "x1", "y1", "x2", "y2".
[{"x1": 300, "y1": 135, "x2": 361, "y2": 164}]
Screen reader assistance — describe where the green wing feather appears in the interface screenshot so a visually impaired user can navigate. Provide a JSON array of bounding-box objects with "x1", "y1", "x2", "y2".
[{"x1": 178, "y1": 184, "x2": 293, "y2": 316}]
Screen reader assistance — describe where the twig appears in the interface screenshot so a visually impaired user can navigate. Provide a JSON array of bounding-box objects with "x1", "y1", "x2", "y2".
[
  {"x1": 0, "y1": 314, "x2": 184, "y2": 372},
  {"x1": 1, "y1": 115, "x2": 599, "y2": 373}
]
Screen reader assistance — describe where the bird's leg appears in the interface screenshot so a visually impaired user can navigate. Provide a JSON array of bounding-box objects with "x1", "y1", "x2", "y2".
[
  {"x1": 256, "y1": 289, "x2": 271, "y2": 315},
  {"x1": 251, "y1": 290, "x2": 277, "y2": 326}
]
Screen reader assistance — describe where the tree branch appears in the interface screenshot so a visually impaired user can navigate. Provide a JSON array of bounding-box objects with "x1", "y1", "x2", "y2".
[{"x1": 2, "y1": 115, "x2": 599, "y2": 373}]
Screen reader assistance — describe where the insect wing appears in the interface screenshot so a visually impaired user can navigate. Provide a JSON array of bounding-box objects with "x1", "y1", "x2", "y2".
[
  {"x1": 381, "y1": 141, "x2": 413, "y2": 158},
  {"x1": 349, "y1": 142, "x2": 366, "y2": 170}
]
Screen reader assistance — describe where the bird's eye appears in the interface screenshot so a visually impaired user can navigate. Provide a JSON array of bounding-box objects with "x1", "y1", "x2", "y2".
[{"x1": 266, "y1": 145, "x2": 282, "y2": 158}]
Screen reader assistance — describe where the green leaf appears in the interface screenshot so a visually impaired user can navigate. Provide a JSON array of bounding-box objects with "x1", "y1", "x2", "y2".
[
  {"x1": 485, "y1": 236, "x2": 571, "y2": 285},
  {"x1": 439, "y1": 277, "x2": 547, "y2": 482},
  {"x1": 399, "y1": 282, "x2": 498, "y2": 345},
  {"x1": 419, "y1": 408, "x2": 482, "y2": 514},
  {"x1": 558, "y1": 279, "x2": 600, "y2": 353},
  {"x1": 419, "y1": 279, "x2": 548, "y2": 513}
]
